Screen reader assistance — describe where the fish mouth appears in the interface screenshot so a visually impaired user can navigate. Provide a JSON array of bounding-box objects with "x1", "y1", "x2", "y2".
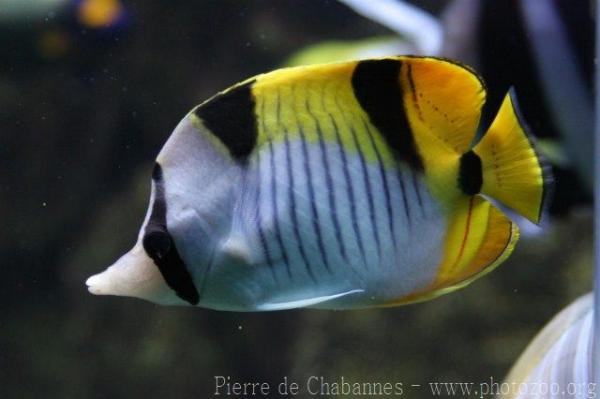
[
  {"x1": 85, "y1": 244, "x2": 187, "y2": 306},
  {"x1": 84, "y1": 245, "x2": 161, "y2": 298},
  {"x1": 85, "y1": 273, "x2": 105, "y2": 295}
]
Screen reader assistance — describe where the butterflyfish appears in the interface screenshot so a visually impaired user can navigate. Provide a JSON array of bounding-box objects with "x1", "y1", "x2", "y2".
[
  {"x1": 499, "y1": 293, "x2": 594, "y2": 399},
  {"x1": 86, "y1": 56, "x2": 551, "y2": 311}
]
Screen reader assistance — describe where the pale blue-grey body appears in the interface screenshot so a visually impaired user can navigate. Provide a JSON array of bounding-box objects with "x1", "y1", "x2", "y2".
[
  {"x1": 195, "y1": 147, "x2": 446, "y2": 309},
  {"x1": 159, "y1": 117, "x2": 447, "y2": 311}
]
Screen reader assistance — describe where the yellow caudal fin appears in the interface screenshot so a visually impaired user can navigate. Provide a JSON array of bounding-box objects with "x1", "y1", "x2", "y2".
[
  {"x1": 387, "y1": 196, "x2": 519, "y2": 306},
  {"x1": 473, "y1": 89, "x2": 552, "y2": 224}
]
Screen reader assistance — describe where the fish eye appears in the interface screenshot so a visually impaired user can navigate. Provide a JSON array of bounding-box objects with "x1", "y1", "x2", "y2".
[{"x1": 143, "y1": 230, "x2": 172, "y2": 260}]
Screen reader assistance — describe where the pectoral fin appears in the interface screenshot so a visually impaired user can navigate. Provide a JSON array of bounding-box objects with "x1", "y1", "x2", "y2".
[{"x1": 220, "y1": 236, "x2": 254, "y2": 265}]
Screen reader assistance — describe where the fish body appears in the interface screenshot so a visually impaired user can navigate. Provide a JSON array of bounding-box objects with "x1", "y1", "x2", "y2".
[
  {"x1": 86, "y1": 56, "x2": 550, "y2": 311},
  {"x1": 499, "y1": 293, "x2": 594, "y2": 399}
]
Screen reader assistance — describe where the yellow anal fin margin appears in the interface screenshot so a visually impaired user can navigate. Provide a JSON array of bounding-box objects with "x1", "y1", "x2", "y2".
[{"x1": 385, "y1": 196, "x2": 519, "y2": 306}]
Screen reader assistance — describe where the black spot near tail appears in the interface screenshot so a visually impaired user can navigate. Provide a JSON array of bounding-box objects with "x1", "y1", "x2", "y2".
[
  {"x1": 144, "y1": 163, "x2": 200, "y2": 305},
  {"x1": 458, "y1": 150, "x2": 483, "y2": 195},
  {"x1": 194, "y1": 80, "x2": 258, "y2": 160}
]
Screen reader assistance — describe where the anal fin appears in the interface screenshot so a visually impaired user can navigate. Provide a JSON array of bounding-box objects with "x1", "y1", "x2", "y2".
[{"x1": 387, "y1": 196, "x2": 519, "y2": 306}]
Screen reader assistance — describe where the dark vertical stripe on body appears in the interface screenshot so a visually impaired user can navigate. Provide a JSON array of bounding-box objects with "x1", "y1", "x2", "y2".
[
  {"x1": 361, "y1": 118, "x2": 396, "y2": 252},
  {"x1": 282, "y1": 90, "x2": 317, "y2": 283},
  {"x1": 300, "y1": 97, "x2": 331, "y2": 274},
  {"x1": 411, "y1": 170, "x2": 424, "y2": 216},
  {"x1": 319, "y1": 121, "x2": 349, "y2": 262},
  {"x1": 311, "y1": 93, "x2": 348, "y2": 264},
  {"x1": 397, "y1": 168, "x2": 411, "y2": 225},
  {"x1": 261, "y1": 96, "x2": 292, "y2": 278},
  {"x1": 268, "y1": 140, "x2": 292, "y2": 278},
  {"x1": 253, "y1": 151, "x2": 277, "y2": 282},
  {"x1": 328, "y1": 106, "x2": 367, "y2": 268},
  {"x1": 143, "y1": 163, "x2": 200, "y2": 305},
  {"x1": 349, "y1": 122, "x2": 378, "y2": 268},
  {"x1": 194, "y1": 80, "x2": 258, "y2": 160},
  {"x1": 351, "y1": 59, "x2": 424, "y2": 171},
  {"x1": 286, "y1": 134, "x2": 316, "y2": 282}
]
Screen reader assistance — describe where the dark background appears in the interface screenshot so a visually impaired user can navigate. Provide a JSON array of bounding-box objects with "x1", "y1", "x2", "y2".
[{"x1": 1, "y1": 1, "x2": 593, "y2": 398}]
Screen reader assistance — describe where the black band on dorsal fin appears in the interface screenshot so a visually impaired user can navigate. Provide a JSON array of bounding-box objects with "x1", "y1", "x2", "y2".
[
  {"x1": 143, "y1": 163, "x2": 200, "y2": 305},
  {"x1": 194, "y1": 80, "x2": 258, "y2": 160},
  {"x1": 458, "y1": 150, "x2": 483, "y2": 195},
  {"x1": 351, "y1": 59, "x2": 424, "y2": 171}
]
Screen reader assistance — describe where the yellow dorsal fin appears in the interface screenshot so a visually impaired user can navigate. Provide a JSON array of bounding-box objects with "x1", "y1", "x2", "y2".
[
  {"x1": 250, "y1": 56, "x2": 485, "y2": 157},
  {"x1": 386, "y1": 196, "x2": 519, "y2": 306},
  {"x1": 400, "y1": 57, "x2": 486, "y2": 154}
]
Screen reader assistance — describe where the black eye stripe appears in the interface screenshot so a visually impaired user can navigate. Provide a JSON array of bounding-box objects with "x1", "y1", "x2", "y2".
[
  {"x1": 143, "y1": 163, "x2": 200, "y2": 305},
  {"x1": 151, "y1": 162, "x2": 163, "y2": 181},
  {"x1": 143, "y1": 231, "x2": 172, "y2": 260}
]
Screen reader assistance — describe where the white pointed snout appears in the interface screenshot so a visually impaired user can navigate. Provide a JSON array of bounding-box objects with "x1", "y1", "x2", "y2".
[{"x1": 86, "y1": 244, "x2": 175, "y2": 304}]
